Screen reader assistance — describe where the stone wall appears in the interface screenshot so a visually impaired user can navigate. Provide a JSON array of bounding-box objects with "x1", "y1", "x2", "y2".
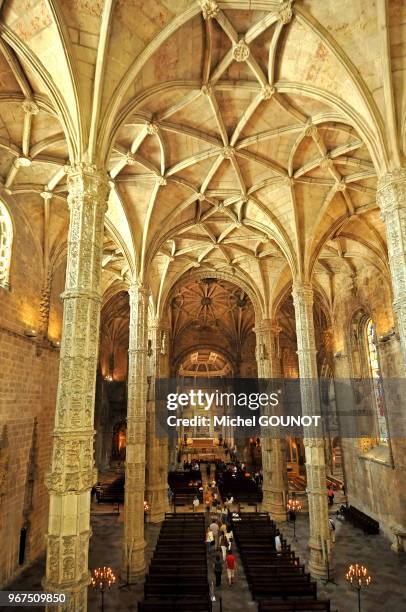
[
  {"x1": 333, "y1": 266, "x2": 406, "y2": 547},
  {"x1": 0, "y1": 330, "x2": 59, "y2": 586},
  {"x1": 0, "y1": 198, "x2": 62, "y2": 585}
]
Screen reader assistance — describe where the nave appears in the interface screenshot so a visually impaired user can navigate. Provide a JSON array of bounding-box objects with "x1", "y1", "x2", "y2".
[
  {"x1": 1, "y1": 2, "x2": 406, "y2": 610},
  {"x1": 9, "y1": 456, "x2": 406, "y2": 612}
]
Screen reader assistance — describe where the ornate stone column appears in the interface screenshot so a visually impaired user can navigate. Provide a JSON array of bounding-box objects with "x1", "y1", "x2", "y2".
[
  {"x1": 43, "y1": 165, "x2": 109, "y2": 611},
  {"x1": 255, "y1": 320, "x2": 288, "y2": 521},
  {"x1": 122, "y1": 282, "x2": 149, "y2": 581},
  {"x1": 292, "y1": 283, "x2": 330, "y2": 578},
  {"x1": 145, "y1": 319, "x2": 168, "y2": 523},
  {"x1": 377, "y1": 169, "x2": 406, "y2": 370}
]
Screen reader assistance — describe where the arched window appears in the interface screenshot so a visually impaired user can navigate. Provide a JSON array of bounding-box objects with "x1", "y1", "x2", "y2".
[
  {"x1": 365, "y1": 319, "x2": 388, "y2": 444},
  {"x1": 0, "y1": 202, "x2": 13, "y2": 289}
]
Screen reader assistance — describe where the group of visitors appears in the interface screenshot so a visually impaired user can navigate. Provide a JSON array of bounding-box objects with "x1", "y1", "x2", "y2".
[
  {"x1": 183, "y1": 459, "x2": 200, "y2": 472},
  {"x1": 206, "y1": 517, "x2": 237, "y2": 587}
]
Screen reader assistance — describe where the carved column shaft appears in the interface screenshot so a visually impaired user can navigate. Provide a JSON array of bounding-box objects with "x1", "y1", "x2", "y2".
[
  {"x1": 38, "y1": 267, "x2": 52, "y2": 337},
  {"x1": 255, "y1": 320, "x2": 288, "y2": 521},
  {"x1": 43, "y1": 166, "x2": 109, "y2": 611},
  {"x1": 145, "y1": 319, "x2": 168, "y2": 523},
  {"x1": 377, "y1": 170, "x2": 406, "y2": 370},
  {"x1": 123, "y1": 282, "x2": 149, "y2": 580},
  {"x1": 292, "y1": 283, "x2": 330, "y2": 578}
]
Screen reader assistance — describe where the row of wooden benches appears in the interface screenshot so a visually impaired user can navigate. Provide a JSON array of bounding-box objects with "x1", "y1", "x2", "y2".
[
  {"x1": 217, "y1": 469, "x2": 263, "y2": 504},
  {"x1": 344, "y1": 505, "x2": 379, "y2": 535},
  {"x1": 235, "y1": 514, "x2": 331, "y2": 612},
  {"x1": 138, "y1": 513, "x2": 211, "y2": 612}
]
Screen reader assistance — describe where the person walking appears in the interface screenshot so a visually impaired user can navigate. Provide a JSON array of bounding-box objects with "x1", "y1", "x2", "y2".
[
  {"x1": 329, "y1": 516, "x2": 336, "y2": 543},
  {"x1": 327, "y1": 485, "x2": 335, "y2": 506},
  {"x1": 214, "y1": 554, "x2": 223, "y2": 587},
  {"x1": 192, "y1": 495, "x2": 200, "y2": 512},
  {"x1": 225, "y1": 549, "x2": 237, "y2": 587},
  {"x1": 220, "y1": 533, "x2": 228, "y2": 561},
  {"x1": 225, "y1": 525, "x2": 233, "y2": 549},
  {"x1": 206, "y1": 527, "x2": 214, "y2": 555},
  {"x1": 210, "y1": 519, "x2": 220, "y2": 549},
  {"x1": 167, "y1": 487, "x2": 174, "y2": 508}
]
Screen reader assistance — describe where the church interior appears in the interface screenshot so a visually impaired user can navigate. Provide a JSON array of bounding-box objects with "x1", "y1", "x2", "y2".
[{"x1": 0, "y1": 1, "x2": 406, "y2": 611}]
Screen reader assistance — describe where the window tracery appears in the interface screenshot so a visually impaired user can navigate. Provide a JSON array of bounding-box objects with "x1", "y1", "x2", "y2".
[
  {"x1": 0, "y1": 202, "x2": 12, "y2": 289},
  {"x1": 365, "y1": 319, "x2": 388, "y2": 444}
]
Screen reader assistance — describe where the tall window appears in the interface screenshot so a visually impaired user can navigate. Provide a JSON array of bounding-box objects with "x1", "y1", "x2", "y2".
[
  {"x1": 0, "y1": 202, "x2": 12, "y2": 289},
  {"x1": 365, "y1": 319, "x2": 388, "y2": 444}
]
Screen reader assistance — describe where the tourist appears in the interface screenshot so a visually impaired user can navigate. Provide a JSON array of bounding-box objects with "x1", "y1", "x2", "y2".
[
  {"x1": 205, "y1": 492, "x2": 212, "y2": 513},
  {"x1": 329, "y1": 516, "x2": 336, "y2": 543},
  {"x1": 220, "y1": 533, "x2": 228, "y2": 561},
  {"x1": 275, "y1": 533, "x2": 282, "y2": 553},
  {"x1": 214, "y1": 554, "x2": 223, "y2": 587},
  {"x1": 221, "y1": 505, "x2": 228, "y2": 523},
  {"x1": 225, "y1": 525, "x2": 233, "y2": 549},
  {"x1": 225, "y1": 549, "x2": 237, "y2": 586},
  {"x1": 94, "y1": 482, "x2": 103, "y2": 503},
  {"x1": 192, "y1": 495, "x2": 200, "y2": 512},
  {"x1": 210, "y1": 519, "x2": 220, "y2": 549},
  {"x1": 225, "y1": 493, "x2": 234, "y2": 507},
  {"x1": 206, "y1": 527, "x2": 214, "y2": 554},
  {"x1": 327, "y1": 485, "x2": 335, "y2": 506},
  {"x1": 167, "y1": 487, "x2": 174, "y2": 507}
]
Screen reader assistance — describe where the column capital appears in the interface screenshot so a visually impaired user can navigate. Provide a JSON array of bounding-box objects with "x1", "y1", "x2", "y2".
[
  {"x1": 377, "y1": 168, "x2": 406, "y2": 190},
  {"x1": 128, "y1": 281, "x2": 150, "y2": 299},
  {"x1": 260, "y1": 319, "x2": 282, "y2": 335},
  {"x1": 148, "y1": 317, "x2": 169, "y2": 333},
  {"x1": 66, "y1": 164, "x2": 110, "y2": 211},
  {"x1": 292, "y1": 282, "x2": 314, "y2": 305},
  {"x1": 377, "y1": 168, "x2": 406, "y2": 214}
]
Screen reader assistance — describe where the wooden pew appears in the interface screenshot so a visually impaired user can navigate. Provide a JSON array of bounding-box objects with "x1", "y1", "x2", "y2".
[
  {"x1": 345, "y1": 506, "x2": 379, "y2": 534},
  {"x1": 259, "y1": 600, "x2": 331, "y2": 612},
  {"x1": 138, "y1": 601, "x2": 211, "y2": 612}
]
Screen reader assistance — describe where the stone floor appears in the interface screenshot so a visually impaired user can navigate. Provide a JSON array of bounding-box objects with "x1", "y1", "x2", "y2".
[
  {"x1": 282, "y1": 513, "x2": 406, "y2": 612},
  {"x1": 6, "y1": 502, "x2": 406, "y2": 612}
]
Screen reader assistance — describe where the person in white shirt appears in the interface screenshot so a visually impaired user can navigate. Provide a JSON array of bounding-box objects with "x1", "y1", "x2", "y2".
[
  {"x1": 210, "y1": 520, "x2": 220, "y2": 549},
  {"x1": 193, "y1": 495, "x2": 200, "y2": 512},
  {"x1": 206, "y1": 527, "x2": 214, "y2": 554}
]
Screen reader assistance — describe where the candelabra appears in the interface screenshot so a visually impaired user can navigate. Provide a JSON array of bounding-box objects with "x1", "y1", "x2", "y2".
[
  {"x1": 91, "y1": 566, "x2": 116, "y2": 612},
  {"x1": 346, "y1": 563, "x2": 372, "y2": 612},
  {"x1": 287, "y1": 498, "x2": 301, "y2": 541}
]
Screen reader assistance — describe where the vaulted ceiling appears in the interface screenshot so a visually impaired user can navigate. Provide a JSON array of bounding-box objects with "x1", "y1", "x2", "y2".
[{"x1": 0, "y1": 0, "x2": 403, "y2": 321}]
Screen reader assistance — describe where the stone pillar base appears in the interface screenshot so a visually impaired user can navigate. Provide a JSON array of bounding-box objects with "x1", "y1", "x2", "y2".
[
  {"x1": 308, "y1": 538, "x2": 329, "y2": 579},
  {"x1": 146, "y1": 486, "x2": 168, "y2": 523},
  {"x1": 147, "y1": 509, "x2": 165, "y2": 523},
  {"x1": 44, "y1": 574, "x2": 89, "y2": 612},
  {"x1": 121, "y1": 540, "x2": 146, "y2": 584},
  {"x1": 262, "y1": 490, "x2": 287, "y2": 522}
]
